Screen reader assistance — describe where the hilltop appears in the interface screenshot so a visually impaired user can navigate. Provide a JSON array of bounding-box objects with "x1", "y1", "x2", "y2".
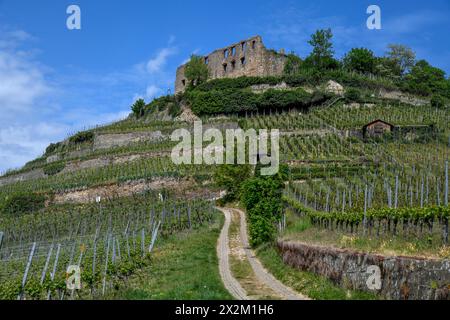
[{"x1": 0, "y1": 30, "x2": 449, "y2": 300}]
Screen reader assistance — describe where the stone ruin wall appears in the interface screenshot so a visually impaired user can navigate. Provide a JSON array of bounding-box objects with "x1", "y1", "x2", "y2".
[{"x1": 175, "y1": 35, "x2": 287, "y2": 93}]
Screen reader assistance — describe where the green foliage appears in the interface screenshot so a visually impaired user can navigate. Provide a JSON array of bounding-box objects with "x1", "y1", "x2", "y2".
[
  {"x1": 404, "y1": 60, "x2": 449, "y2": 97},
  {"x1": 240, "y1": 170, "x2": 286, "y2": 247},
  {"x1": 386, "y1": 44, "x2": 416, "y2": 76},
  {"x1": 43, "y1": 162, "x2": 65, "y2": 176},
  {"x1": 344, "y1": 87, "x2": 362, "y2": 102},
  {"x1": 193, "y1": 76, "x2": 281, "y2": 91},
  {"x1": 44, "y1": 142, "x2": 61, "y2": 155},
  {"x1": 431, "y1": 94, "x2": 446, "y2": 109},
  {"x1": 131, "y1": 98, "x2": 146, "y2": 117},
  {"x1": 283, "y1": 53, "x2": 303, "y2": 75},
  {"x1": 144, "y1": 95, "x2": 182, "y2": 118},
  {"x1": 0, "y1": 192, "x2": 46, "y2": 215},
  {"x1": 343, "y1": 48, "x2": 376, "y2": 74},
  {"x1": 214, "y1": 165, "x2": 252, "y2": 204},
  {"x1": 69, "y1": 131, "x2": 94, "y2": 145},
  {"x1": 305, "y1": 29, "x2": 339, "y2": 70},
  {"x1": 187, "y1": 87, "x2": 323, "y2": 115},
  {"x1": 185, "y1": 55, "x2": 209, "y2": 88}
]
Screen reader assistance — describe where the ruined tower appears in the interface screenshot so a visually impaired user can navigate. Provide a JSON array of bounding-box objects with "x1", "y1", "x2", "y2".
[{"x1": 175, "y1": 35, "x2": 287, "y2": 93}]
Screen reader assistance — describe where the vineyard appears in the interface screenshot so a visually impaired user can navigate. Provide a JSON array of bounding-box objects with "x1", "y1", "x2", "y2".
[{"x1": 0, "y1": 192, "x2": 216, "y2": 300}]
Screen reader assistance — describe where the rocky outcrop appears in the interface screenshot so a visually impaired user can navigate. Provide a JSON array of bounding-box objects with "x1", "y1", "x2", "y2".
[
  {"x1": 325, "y1": 80, "x2": 345, "y2": 96},
  {"x1": 0, "y1": 169, "x2": 45, "y2": 187},
  {"x1": 93, "y1": 131, "x2": 166, "y2": 150},
  {"x1": 277, "y1": 240, "x2": 450, "y2": 300},
  {"x1": 378, "y1": 89, "x2": 428, "y2": 106}
]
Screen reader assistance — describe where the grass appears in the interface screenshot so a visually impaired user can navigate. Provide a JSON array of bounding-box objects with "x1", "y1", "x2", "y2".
[
  {"x1": 111, "y1": 213, "x2": 233, "y2": 300},
  {"x1": 255, "y1": 243, "x2": 379, "y2": 300},
  {"x1": 283, "y1": 210, "x2": 450, "y2": 260}
]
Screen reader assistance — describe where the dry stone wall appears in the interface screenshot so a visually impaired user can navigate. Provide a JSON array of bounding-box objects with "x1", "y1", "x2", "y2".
[{"x1": 277, "y1": 240, "x2": 450, "y2": 300}]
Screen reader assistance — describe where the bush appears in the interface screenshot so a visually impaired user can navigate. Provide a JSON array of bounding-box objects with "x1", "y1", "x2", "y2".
[
  {"x1": 0, "y1": 192, "x2": 46, "y2": 215},
  {"x1": 167, "y1": 101, "x2": 182, "y2": 117},
  {"x1": 44, "y1": 142, "x2": 61, "y2": 155},
  {"x1": 145, "y1": 95, "x2": 178, "y2": 115},
  {"x1": 431, "y1": 94, "x2": 446, "y2": 109},
  {"x1": 240, "y1": 174, "x2": 285, "y2": 247},
  {"x1": 131, "y1": 99, "x2": 146, "y2": 117},
  {"x1": 344, "y1": 88, "x2": 362, "y2": 102},
  {"x1": 69, "y1": 131, "x2": 94, "y2": 145},
  {"x1": 43, "y1": 162, "x2": 65, "y2": 176},
  {"x1": 193, "y1": 76, "x2": 281, "y2": 92},
  {"x1": 187, "y1": 87, "x2": 320, "y2": 115}
]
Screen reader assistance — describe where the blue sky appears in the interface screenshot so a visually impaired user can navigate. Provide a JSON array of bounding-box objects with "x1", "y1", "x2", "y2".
[{"x1": 0, "y1": 0, "x2": 449, "y2": 172}]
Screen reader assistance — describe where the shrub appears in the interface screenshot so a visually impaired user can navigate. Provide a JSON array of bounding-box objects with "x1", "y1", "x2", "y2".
[
  {"x1": 431, "y1": 94, "x2": 446, "y2": 109},
  {"x1": 167, "y1": 101, "x2": 182, "y2": 117},
  {"x1": 43, "y1": 162, "x2": 65, "y2": 176},
  {"x1": 69, "y1": 131, "x2": 94, "y2": 145},
  {"x1": 187, "y1": 87, "x2": 318, "y2": 115},
  {"x1": 131, "y1": 98, "x2": 146, "y2": 117},
  {"x1": 145, "y1": 95, "x2": 178, "y2": 114},
  {"x1": 344, "y1": 88, "x2": 362, "y2": 102},
  {"x1": 45, "y1": 142, "x2": 61, "y2": 155},
  {"x1": 240, "y1": 173, "x2": 285, "y2": 247},
  {"x1": 193, "y1": 76, "x2": 281, "y2": 92},
  {"x1": 0, "y1": 192, "x2": 46, "y2": 215}
]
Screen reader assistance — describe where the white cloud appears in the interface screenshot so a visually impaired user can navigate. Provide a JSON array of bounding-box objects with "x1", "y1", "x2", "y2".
[
  {"x1": 145, "y1": 85, "x2": 162, "y2": 99},
  {"x1": 0, "y1": 32, "x2": 179, "y2": 173},
  {"x1": 146, "y1": 47, "x2": 177, "y2": 74}
]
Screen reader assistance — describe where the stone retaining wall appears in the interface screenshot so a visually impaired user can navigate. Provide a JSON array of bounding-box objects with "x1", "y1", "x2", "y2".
[{"x1": 277, "y1": 240, "x2": 450, "y2": 300}]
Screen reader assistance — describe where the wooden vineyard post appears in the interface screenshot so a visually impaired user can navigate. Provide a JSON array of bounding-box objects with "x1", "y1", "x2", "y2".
[
  {"x1": 18, "y1": 242, "x2": 36, "y2": 300},
  {"x1": 0, "y1": 232, "x2": 3, "y2": 253}
]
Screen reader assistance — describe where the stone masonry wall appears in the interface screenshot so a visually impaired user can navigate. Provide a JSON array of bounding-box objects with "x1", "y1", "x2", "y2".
[
  {"x1": 175, "y1": 36, "x2": 286, "y2": 93},
  {"x1": 277, "y1": 240, "x2": 450, "y2": 300}
]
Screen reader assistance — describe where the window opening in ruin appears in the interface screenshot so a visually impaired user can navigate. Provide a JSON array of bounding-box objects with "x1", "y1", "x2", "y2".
[
  {"x1": 231, "y1": 47, "x2": 236, "y2": 56},
  {"x1": 241, "y1": 42, "x2": 247, "y2": 51},
  {"x1": 205, "y1": 57, "x2": 209, "y2": 65},
  {"x1": 252, "y1": 40, "x2": 256, "y2": 49},
  {"x1": 182, "y1": 79, "x2": 186, "y2": 86},
  {"x1": 231, "y1": 60, "x2": 236, "y2": 70},
  {"x1": 224, "y1": 49, "x2": 229, "y2": 58},
  {"x1": 223, "y1": 63, "x2": 227, "y2": 72},
  {"x1": 240, "y1": 57, "x2": 246, "y2": 66}
]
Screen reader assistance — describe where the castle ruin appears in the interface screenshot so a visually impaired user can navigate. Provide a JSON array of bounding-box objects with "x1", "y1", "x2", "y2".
[{"x1": 175, "y1": 35, "x2": 287, "y2": 93}]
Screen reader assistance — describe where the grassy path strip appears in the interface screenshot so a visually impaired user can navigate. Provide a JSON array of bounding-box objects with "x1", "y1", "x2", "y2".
[
  {"x1": 228, "y1": 209, "x2": 280, "y2": 299},
  {"x1": 112, "y1": 213, "x2": 232, "y2": 300}
]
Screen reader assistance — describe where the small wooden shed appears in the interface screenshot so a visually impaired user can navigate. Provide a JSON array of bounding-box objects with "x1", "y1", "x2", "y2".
[{"x1": 362, "y1": 119, "x2": 395, "y2": 138}]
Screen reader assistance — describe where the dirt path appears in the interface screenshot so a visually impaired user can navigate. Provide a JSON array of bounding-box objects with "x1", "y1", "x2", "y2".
[
  {"x1": 216, "y1": 207, "x2": 249, "y2": 300},
  {"x1": 216, "y1": 207, "x2": 309, "y2": 300}
]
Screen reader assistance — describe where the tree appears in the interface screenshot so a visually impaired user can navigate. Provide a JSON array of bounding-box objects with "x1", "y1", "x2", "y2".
[
  {"x1": 185, "y1": 54, "x2": 209, "y2": 88},
  {"x1": 305, "y1": 28, "x2": 338, "y2": 70},
  {"x1": 386, "y1": 44, "x2": 416, "y2": 76},
  {"x1": 343, "y1": 48, "x2": 376, "y2": 74},
  {"x1": 131, "y1": 98, "x2": 146, "y2": 117},
  {"x1": 214, "y1": 164, "x2": 252, "y2": 204},
  {"x1": 405, "y1": 60, "x2": 447, "y2": 96},
  {"x1": 374, "y1": 57, "x2": 401, "y2": 78}
]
